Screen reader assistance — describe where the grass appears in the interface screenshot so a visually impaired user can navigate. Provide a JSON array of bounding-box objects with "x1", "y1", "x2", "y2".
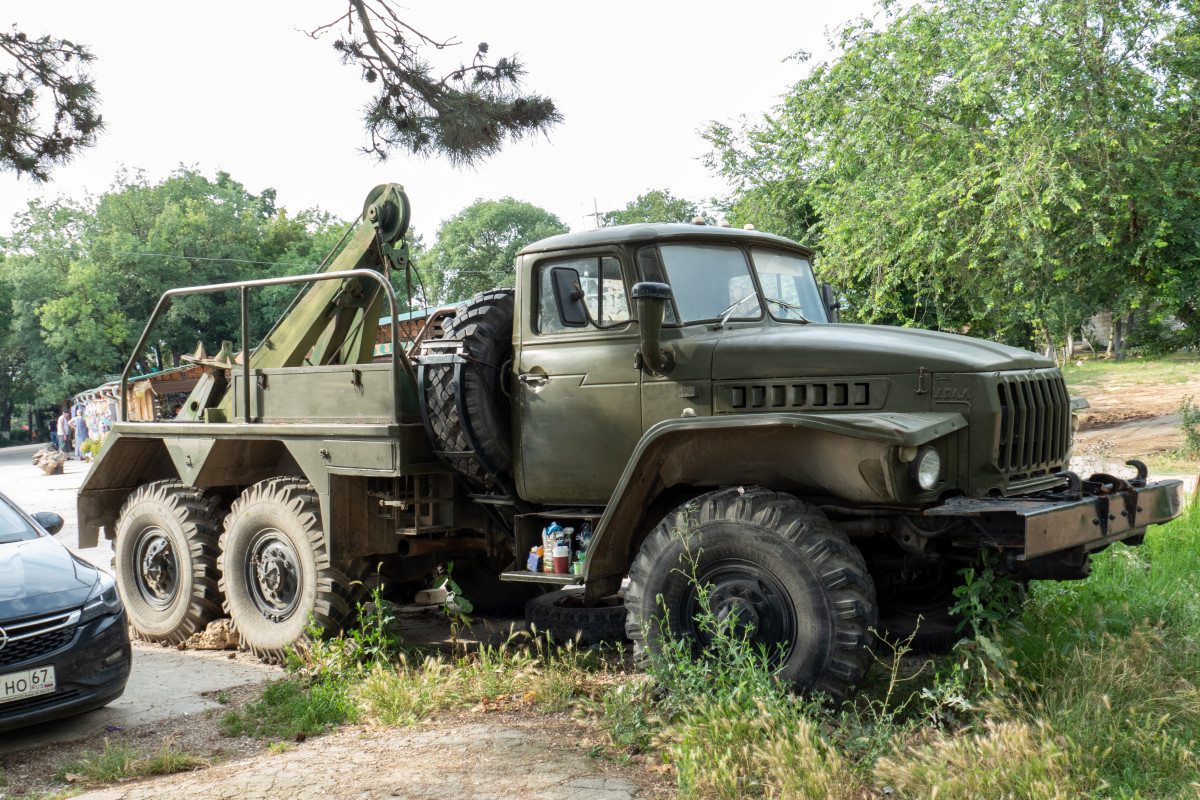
[
  {"x1": 219, "y1": 676, "x2": 359, "y2": 740},
  {"x1": 1060, "y1": 351, "x2": 1200, "y2": 394},
  {"x1": 211, "y1": 505, "x2": 1200, "y2": 800},
  {"x1": 53, "y1": 738, "x2": 207, "y2": 785},
  {"x1": 606, "y1": 506, "x2": 1200, "y2": 799}
]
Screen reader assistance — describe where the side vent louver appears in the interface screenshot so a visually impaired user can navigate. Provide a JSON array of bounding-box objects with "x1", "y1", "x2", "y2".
[{"x1": 722, "y1": 379, "x2": 883, "y2": 412}]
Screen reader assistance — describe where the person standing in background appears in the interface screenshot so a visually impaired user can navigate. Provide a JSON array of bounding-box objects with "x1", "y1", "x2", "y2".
[
  {"x1": 56, "y1": 409, "x2": 70, "y2": 453},
  {"x1": 70, "y1": 407, "x2": 88, "y2": 459}
]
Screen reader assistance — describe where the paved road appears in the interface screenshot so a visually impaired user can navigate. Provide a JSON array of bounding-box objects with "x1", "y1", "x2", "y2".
[
  {"x1": 0, "y1": 444, "x2": 277, "y2": 753},
  {"x1": 0, "y1": 443, "x2": 111, "y2": 566}
]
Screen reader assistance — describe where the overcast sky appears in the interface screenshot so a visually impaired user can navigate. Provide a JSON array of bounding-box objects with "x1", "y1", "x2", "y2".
[{"x1": 2, "y1": 1, "x2": 876, "y2": 239}]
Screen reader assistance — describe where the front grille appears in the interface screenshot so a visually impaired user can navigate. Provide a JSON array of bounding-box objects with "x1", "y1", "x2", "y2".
[
  {"x1": 0, "y1": 611, "x2": 78, "y2": 668},
  {"x1": 994, "y1": 370, "x2": 1071, "y2": 476}
]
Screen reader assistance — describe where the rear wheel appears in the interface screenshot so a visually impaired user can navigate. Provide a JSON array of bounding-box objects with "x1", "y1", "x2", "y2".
[
  {"x1": 218, "y1": 477, "x2": 358, "y2": 659},
  {"x1": 114, "y1": 480, "x2": 223, "y2": 643},
  {"x1": 625, "y1": 487, "x2": 876, "y2": 700}
]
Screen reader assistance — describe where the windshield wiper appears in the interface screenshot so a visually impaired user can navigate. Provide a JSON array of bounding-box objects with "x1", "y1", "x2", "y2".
[
  {"x1": 717, "y1": 293, "x2": 758, "y2": 326},
  {"x1": 765, "y1": 297, "x2": 811, "y2": 324}
]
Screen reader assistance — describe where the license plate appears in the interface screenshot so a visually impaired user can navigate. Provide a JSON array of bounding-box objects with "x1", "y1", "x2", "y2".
[{"x1": 0, "y1": 666, "x2": 56, "y2": 705}]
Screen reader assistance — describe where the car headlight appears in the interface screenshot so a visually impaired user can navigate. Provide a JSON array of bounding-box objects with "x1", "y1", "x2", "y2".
[
  {"x1": 913, "y1": 447, "x2": 942, "y2": 491},
  {"x1": 80, "y1": 571, "x2": 122, "y2": 623}
]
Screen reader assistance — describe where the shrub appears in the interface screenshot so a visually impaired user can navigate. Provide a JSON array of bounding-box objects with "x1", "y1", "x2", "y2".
[{"x1": 1178, "y1": 395, "x2": 1200, "y2": 459}]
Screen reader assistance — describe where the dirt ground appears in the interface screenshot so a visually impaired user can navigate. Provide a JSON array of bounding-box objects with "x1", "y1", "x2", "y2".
[{"x1": 1070, "y1": 369, "x2": 1200, "y2": 480}]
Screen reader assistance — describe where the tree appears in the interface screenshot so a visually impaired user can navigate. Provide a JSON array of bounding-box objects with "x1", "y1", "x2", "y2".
[
  {"x1": 309, "y1": 2, "x2": 561, "y2": 165},
  {"x1": 602, "y1": 190, "x2": 708, "y2": 227},
  {"x1": 705, "y1": 0, "x2": 1200, "y2": 351},
  {"x1": 418, "y1": 198, "x2": 567, "y2": 303},
  {"x1": 2, "y1": 6, "x2": 557, "y2": 183},
  {"x1": 0, "y1": 169, "x2": 351, "y2": 430},
  {"x1": 0, "y1": 25, "x2": 103, "y2": 182}
]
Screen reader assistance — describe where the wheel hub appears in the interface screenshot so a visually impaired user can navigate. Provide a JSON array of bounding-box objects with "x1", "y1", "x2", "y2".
[
  {"x1": 711, "y1": 586, "x2": 763, "y2": 637},
  {"x1": 247, "y1": 531, "x2": 301, "y2": 621},
  {"x1": 687, "y1": 563, "x2": 797, "y2": 664},
  {"x1": 135, "y1": 529, "x2": 178, "y2": 609}
]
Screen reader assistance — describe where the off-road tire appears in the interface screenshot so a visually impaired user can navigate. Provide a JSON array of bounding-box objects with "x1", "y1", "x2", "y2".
[
  {"x1": 218, "y1": 477, "x2": 358, "y2": 660},
  {"x1": 114, "y1": 480, "x2": 223, "y2": 644},
  {"x1": 625, "y1": 487, "x2": 876, "y2": 700},
  {"x1": 425, "y1": 288, "x2": 514, "y2": 492},
  {"x1": 525, "y1": 588, "x2": 627, "y2": 646}
]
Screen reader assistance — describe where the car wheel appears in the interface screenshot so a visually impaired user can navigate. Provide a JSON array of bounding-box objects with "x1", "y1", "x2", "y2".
[
  {"x1": 625, "y1": 487, "x2": 876, "y2": 701},
  {"x1": 218, "y1": 477, "x2": 358, "y2": 659},
  {"x1": 114, "y1": 480, "x2": 223, "y2": 643}
]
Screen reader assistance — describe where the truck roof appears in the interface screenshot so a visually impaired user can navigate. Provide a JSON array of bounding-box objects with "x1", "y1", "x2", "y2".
[{"x1": 518, "y1": 223, "x2": 816, "y2": 258}]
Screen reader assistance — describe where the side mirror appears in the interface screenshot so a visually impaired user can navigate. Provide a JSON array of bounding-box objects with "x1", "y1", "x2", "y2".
[
  {"x1": 631, "y1": 282, "x2": 674, "y2": 377},
  {"x1": 550, "y1": 267, "x2": 589, "y2": 327},
  {"x1": 33, "y1": 511, "x2": 64, "y2": 535},
  {"x1": 821, "y1": 281, "x2": 841, "y2": 323}
]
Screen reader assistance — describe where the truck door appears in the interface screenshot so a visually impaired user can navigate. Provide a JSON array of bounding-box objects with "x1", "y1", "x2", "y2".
[{"x1": 514, "y1": 252, "x2": 642, "y2": 505}]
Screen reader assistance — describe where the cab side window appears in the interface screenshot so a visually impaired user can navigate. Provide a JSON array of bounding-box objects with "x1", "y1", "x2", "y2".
[{"x1": 537, "y1": 256, "x2": 631, "y2": 334}]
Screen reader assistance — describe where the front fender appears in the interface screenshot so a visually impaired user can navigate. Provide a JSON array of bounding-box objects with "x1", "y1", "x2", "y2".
[{"x1": 582, "y1": 412, "x2": 965, "y2": 600}]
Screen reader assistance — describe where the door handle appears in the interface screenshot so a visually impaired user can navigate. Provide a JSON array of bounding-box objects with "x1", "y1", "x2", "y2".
[{"x1": 518, "y1": 373, "x2": 548, "y2": 387}]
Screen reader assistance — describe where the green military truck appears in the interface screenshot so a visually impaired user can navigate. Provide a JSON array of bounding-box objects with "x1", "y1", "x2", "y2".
[{"x1": 78, "y1": 184, "x2": 1184, "y2": 697}]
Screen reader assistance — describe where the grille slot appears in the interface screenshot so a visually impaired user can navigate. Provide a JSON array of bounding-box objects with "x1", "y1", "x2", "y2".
[
  {"x1": 723, "y1": 380, "x2": 879, "y2": 412},
  {"x1": 0, "y1": 611, "x2": 79, "y2": 669},
  {"x1": 995, "y1": 371, "x2": 1070, "y2": 476}
]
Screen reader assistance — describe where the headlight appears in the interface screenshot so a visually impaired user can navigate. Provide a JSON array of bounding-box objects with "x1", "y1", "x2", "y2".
[
  {"x1": 913, "y1": 447, "x2": 941, "y2": 491},
  {"x1": 80, "y1": 571, "x2": 122, "y2": 623}
]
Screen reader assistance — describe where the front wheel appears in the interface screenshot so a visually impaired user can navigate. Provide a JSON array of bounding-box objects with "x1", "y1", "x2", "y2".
[
  {"x1": 218, "y1": 478, "x2": 357, "y2": 659},
  {"x1": 625, "y1": 487, "x2": 876, "y2": 700}
]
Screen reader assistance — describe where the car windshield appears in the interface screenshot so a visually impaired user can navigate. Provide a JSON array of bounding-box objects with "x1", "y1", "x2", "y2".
[
  {"x1": 653, "y1": 243, "x2": 827, "y2": 325},
  {"x1": 750, "y1": 248, "x2": 828, "y2": 323},
  {"x1": 0, "y1": 496, "x2": 41, "y2": 544},
  {"x1": 658, "y1": 244, "x2": 761, "y2": 324}
]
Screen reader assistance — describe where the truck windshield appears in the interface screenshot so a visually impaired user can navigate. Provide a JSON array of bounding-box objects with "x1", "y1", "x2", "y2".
[
  {"x1": 658, "y1": 244, "x2": 761, "y2": 324},
  {"x1": 751, "y1": 248, "x2": 827, "y2": 324}
]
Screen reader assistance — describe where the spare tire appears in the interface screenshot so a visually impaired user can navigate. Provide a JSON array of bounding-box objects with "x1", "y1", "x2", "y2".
[
  {"x1": 525, "y1": 588, "x2": 628, "y2": 647},
  {"x1": 425, "y1": 288, "x2": 514, "y2": 492}
]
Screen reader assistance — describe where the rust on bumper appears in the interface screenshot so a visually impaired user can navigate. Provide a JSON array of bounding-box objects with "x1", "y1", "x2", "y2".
[{"x1": 926, "y1": 478, "x2": 1185, "y2": 558}]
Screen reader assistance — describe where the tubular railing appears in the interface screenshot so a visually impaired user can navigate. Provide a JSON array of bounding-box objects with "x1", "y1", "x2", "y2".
[{"x1": 119, "y1": 269, "x2": 413, "y2": 424}]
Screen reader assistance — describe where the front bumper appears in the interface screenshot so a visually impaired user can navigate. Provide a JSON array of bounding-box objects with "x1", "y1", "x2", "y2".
[
  {"x1": 926, "y1": 477, "x2": 1185, "y2": 559},
  {"x1": 0, "y1": 609, "x2": 132, "y2": 733}
]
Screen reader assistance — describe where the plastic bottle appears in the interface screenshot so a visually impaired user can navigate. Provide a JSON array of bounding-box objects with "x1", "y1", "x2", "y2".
[
  {"x1": 577, "y1": 521, "x2": 593, "y2": 552},
  {"x1": 543, "y1": 522, "x2": 561, "y2": 573}
]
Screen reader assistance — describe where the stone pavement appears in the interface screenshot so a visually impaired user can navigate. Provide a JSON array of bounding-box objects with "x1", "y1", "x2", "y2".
[{"x1": 72, "y1": 721, "x2": 644, "y2": 800}]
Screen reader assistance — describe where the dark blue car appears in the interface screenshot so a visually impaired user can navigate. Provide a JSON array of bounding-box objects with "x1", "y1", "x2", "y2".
[{"x1": 0, "y1": 490, "x2": 131, "y2": 732}]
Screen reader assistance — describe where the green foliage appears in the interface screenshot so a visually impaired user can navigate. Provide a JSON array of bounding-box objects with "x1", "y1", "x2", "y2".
[
  {"x1": 0, "y1": 168, "x2": 349, "y2": 412},
  {"x1": 416, "y1": 197, "x2": 566, "y2": 303},
  {"x1": 54, "y1": 739, "x2": 206, "y2": 784},
  {"x1": 705, "y1": 0, "x2": 1200, "y2": 347},
  {"x1": 1177, "y1": 395, "x2": 1200, "y2": 459},
  {"x1": 0, "y1": 27, "x2": 102, "y2": 182},
  {"x1": 602, "y1": 190, "x2": 708, "y2": 227},
  {"x1": 948, "y1": 556, "x2": 1027, "y2": 693},
  {"x1": 219, "y1": 676, "x2": 358, "y2": 740},
  {"x1": 312, "y1": 4, "x2": 560, "y2": 166}
]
